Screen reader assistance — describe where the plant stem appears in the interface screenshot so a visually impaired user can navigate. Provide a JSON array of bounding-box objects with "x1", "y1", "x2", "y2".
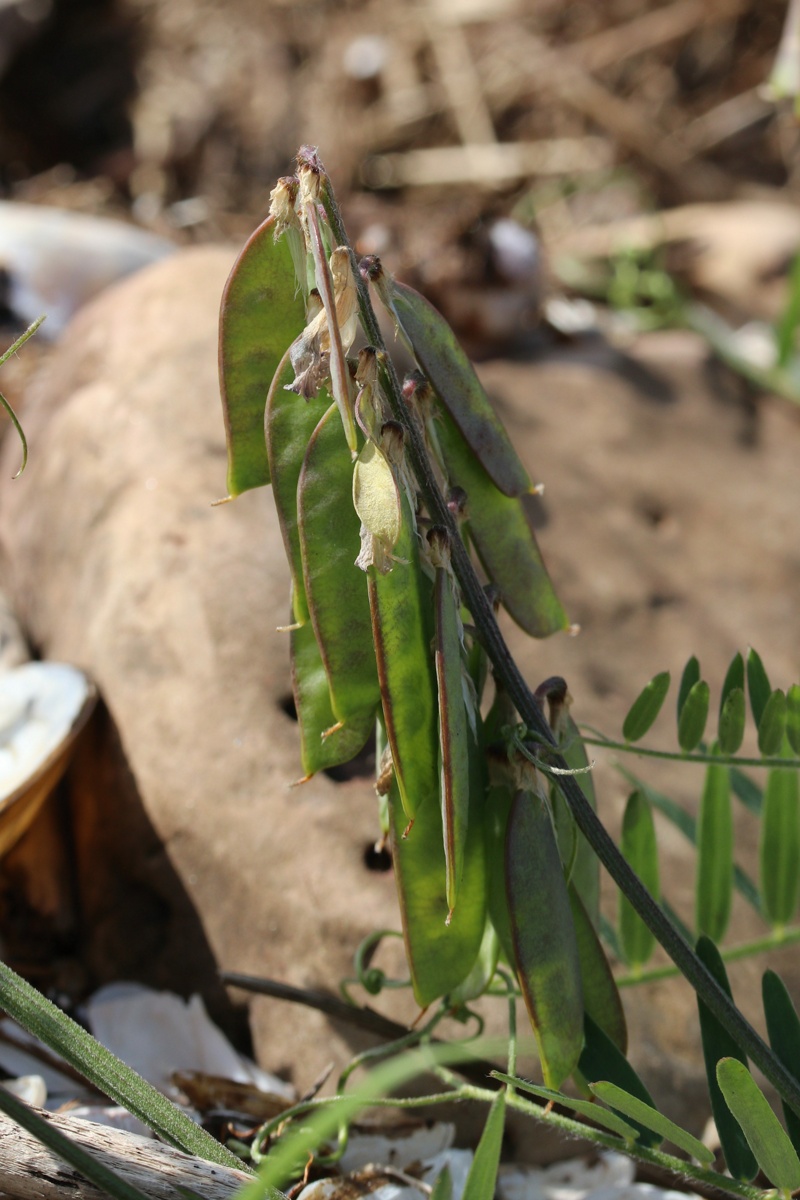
[
  {"x1": 320, "y1": 164, "x2": 800, "y2": 1123},
  {"x1": 617, "y1": 925, "x2": 800, "y2": 987},
  {"x1": 580, "y1": 729, "x2": 799, "y2": 771}
]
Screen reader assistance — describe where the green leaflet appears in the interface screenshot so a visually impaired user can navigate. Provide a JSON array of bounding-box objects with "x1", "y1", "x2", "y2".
[
  {"x1": 379, "y1": 276, "x2": 531, "y2": 497},
  {"x1": 569, "y1": 884, "x2": 627, "y2": 1053},
  {"x1": 219, "y1": 215, "x2": 306, "y2": 497},
  {"x1": 290, "y1": 617, "x2": 375, "y2": 778},
  {"x1": 577, "y1": 1015, "x2": 661, "y2": 1148},
  {"x1": 462, "y1": 1088, "x2": 506, "y2": 1200},
  {"x1": 677, "y1": 680, "x2": 709, "y2": 753},
  {"x1": 622, "y1": 672, "x2": 670, "y2": 742},
  {"x1": 431, "y1": 530, "x2": 472, "y2": 918},
  {"x1": 435, "y1": 405, "x2": 568, "y2": 638},
  {"x1": 720, "y1": 652, "x2": 745, "y2": 716},
  {"x1": 506, "y1": 788, "x2": 584, "y2": 1089},
  {"x1": 717, "y1": 1057, "x2": 800, "y2": 1191},
  {"x1": 618, "y1": 791, "x2": 659, "y2": 969},
  {"x1": 265, "y1": 353, "x2": 331, "y2": 625},
  {"x1": 787, "y1": 684, "x2": 800, "y2": 756},
  {"x1": 759, "y1": 757, "x2": 800, "y2": 928},
  {"x1": 389, "y1": 774, "x2": 486, "y2": 1008},
  {"x1": 677, "y1": 656, "x2": 700, "y2": 722},
  {"x1": 492, "y1": 1072, "x2": 639, "y2": 1141},
  {"x1": 430, "y1": 1166, "x2": 453, "y2": 1200},
  {"x1": 695, "y1": 756, "x2": 733, "y2": 942},
  {"x1": 298, "y1": 405, "x2": 380, "y2": 730},
  {"x1": 762, "y1": 969, "x2": 800, "y2": 1157},
  {"x1": 368, "y1": 489, "x2": 438, "y2": 823},
  {"x1": 589, "y1": 1082, "x2": 714, "y2": 1164},
  {"x1": 758, "y1": 688, "x2": 787, "y2": 756},
  {"x1": 718, "y1": 687, "x2": 746, "y2": 755},
  {"x1": 747, "y1": 648, "x2": 772, "y2": 730},
  {"x1": 695, "y1": 936, "x2": 758, "y2": 1182}
]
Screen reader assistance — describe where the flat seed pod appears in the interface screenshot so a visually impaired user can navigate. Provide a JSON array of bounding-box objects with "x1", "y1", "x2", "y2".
[
  {"x1": 368, "y1": 493, "x2": 438, "y2": 822},
  {"x1": 290, "y1": 618, "x2": 375, "y2": 778},
  {"x1": 589, "y1": 1082, "x2": 714, "y2": 1164},
  {"x1": 376, "y1": 275, "x2": 531, "y2": 497},
  {"x1": 430, "y1": 529, "x2": 471, "y2": 919},
  {"x1": 787, "y1": 685, "x2": 800, "y2": 756},
  {"x1": 677, "y1": 680, "x2": 709, "y2": 753},
  {"x1": 717, "y1": 1057, "x2": 800, "y2": 1191},
  {"x1": 450, "y1": 920, "x2": 500, "y2": 1005},
  {"x1": 758, "y1": 688, "x2": 787, "y2": 757},
  {"x1": 506, "y1": 788, "x2": 584, "y2": 1089},
  {"x1": 759, "y1": 761, "x2": 800, "y2": 928},
  {"x1": 695, "y1": 758, "x2": 733, "y2": 942},
  {"x1": 435, "y1": 407, "x2": 568, "y2": 638},
  {"x1": 298, "y1": 405, "x2": 380, "y2": 729},
  {"x1": 219, "y1": 215, "x2": 306, "y2": 496},
  {"x1": 718, "y1": 687, "x2": 746, "y2": 755},
  {"x1": 696, "y1": 935, "x2": 758, "y2": 1182},
  {"x1": 389, "y1": 775, "x2": 486, "y2": 1008},
  {"x1": 622, "y1": 672, "x2": 670, "y2": 742},
  {"x1": 578, "y1": 1015, "x2": 660, "y2": 1148},
  {"x1": 485, "y1": 784, "x2": 516, "y2": 965},
  {"x1": 554, "y1": 714, "x2": 600, "y2": 927},
  {"x1": 569, "y1": 884, "x2": 627, "y2": 1054},
  {"x1": 265, "y1": 354, "x2": 331, "y2": 625},
  {"x1": 747, "y1": 648, "x2": 772, "y2": 730},
  {"x1": 618, "y1": 791, "x2": 659, "y2": 970},
  {"x1": 762, "y1": 969, "x2": 800, "y2": 1156}
]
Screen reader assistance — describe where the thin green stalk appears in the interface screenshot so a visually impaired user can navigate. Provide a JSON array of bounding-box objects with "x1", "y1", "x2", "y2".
[
  {"x1": 580, "y1": 729, "x2": 799, "y2": 771},
  {"x1": 0, "y1": 961, "x2": 248, "y2": 1171},
  {"x1": 318, "y1": 158, "x2": 800, "y2": 1124},
  {"x1": 617, "y1": 925, "x2": 800, "y2": 987}
]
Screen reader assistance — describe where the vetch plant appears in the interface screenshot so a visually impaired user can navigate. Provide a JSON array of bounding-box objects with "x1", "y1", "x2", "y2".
[{"x1": 216, "y1": 147, "x2": 800, "y2": 1196}]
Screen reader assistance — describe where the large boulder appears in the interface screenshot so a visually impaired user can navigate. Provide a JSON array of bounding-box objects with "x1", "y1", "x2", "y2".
[{"x1": 1, "y1": 244, "x2": 799, "y2": 1135}]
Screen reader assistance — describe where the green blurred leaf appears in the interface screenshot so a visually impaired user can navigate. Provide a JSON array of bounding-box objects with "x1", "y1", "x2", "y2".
[
  {"x1": 696, "y1": 936, "x2": 758, "y2": 1182},
  {"x1": 758, "y1": 689, "x2": 787, "y2": 757},
  {"x1": 717, "y1": 1057, "x2": 800, "y2": 1190},
  {"x1": 786, "y1": 685, "x2": 800, "y2": 756},
  {"x1": 506, "y1": 788, "x2": 584, "y2": 1089},
  {"x1": 760, "y1": 761, "x2": 800, "y2": 928},
  {"x1": 430, "y1": 1165, "x2": 453, "y2": 1200},
  {"x1": 747, "y1": 649, "x2": 772, "y2": 731},
  {"x1": 677, "y1": 656, "x2": 700, "y2": 721},
  {"x1": 462, "y1": 1088, "x2": 506, "y2": 1200},
  {"x1": 678, "y1": 680, "x2": 709, "y2": 753},
  {"x1": 492, "y1": 1072, "x2": 639, "y2": 1141},
  {"x1": 695, "y1": 758, "x2": 733, "y2": 942},
  {"x1": 622, "y1": 672, "x2": 670, "y2": 742},
  {"x1": 618, "y1": 791, "x2": 659, "y2": 969},
  {"x1": 577, "y1": 1014, "x2": 661, "y2": 1147},
  {"x1": 763, "y1": 969, "x2": 800, "y2": 1157},
  {"x1": 589, "y1": 1081, "x2": 714, "y2": 1164},
  {"x1": 219, "y1": 215, "x2": 305, "y2": 497},
  {"x1": 720, "y1": 652, "x2": 745, "y2": 720},
  {"x1": 731, "y1": 765, "x2": 763, "y2": 816},
  {"x1": 719, "y1": 687, "x2": 746, "y2": 755}
]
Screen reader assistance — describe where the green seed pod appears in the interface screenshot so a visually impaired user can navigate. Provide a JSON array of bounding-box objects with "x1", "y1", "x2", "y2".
[
  {"x1": 429, "y1": 526, "x2": 473, "y2": 920},
  {"x1": 368, "y1": 490, "x2": 438, "y2": 824},
  {"x1": 389, "y1": 775, "x2": 486, "y2": 1007},
  {"x1": 219, "y1": 215, "x2": 306, "y2": 497},
  {"x1": 506, "y1": 784, "x2": 584, "y2": 1089},
  {"x1": 265, "y1": 351, "x2": 331, "y2": 625},
  {"x1": 290, "y1": 615, "x2": 374, "y2": 779},
  {"x1": 434, "y1": 405, "x2": 568, "y2": 639},
  {"x1": 297, "y1": 404, "x2": 380, "y2": 729}
]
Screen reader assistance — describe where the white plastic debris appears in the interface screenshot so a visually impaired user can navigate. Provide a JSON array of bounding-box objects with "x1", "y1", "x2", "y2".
[
  {"x1": 0, "y1": 201, "x2": 174, "y2": 335},
  {"x1": 83, "y1": 982, "x2": 295, "y2": 1102},
  {"x1": 337, "y1": 1120, "x2": 455, "y2": 1173},
  {"x1": 0, "y1": 662, "x2": 96, "y2": 858},
  {"x1": 3, "y1": 1074, "x2": 46, "y2": 1107}
]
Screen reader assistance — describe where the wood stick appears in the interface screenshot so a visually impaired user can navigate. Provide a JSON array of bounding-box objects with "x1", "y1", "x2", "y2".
[{"x1": 0, "y1": 1107, "x2": 251, "y2": 1200}]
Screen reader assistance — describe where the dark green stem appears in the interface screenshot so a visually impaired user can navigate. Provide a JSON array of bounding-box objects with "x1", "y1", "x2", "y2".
[{"x1": 321, "y1": 170, "x2": 800, "y2": 1122}]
